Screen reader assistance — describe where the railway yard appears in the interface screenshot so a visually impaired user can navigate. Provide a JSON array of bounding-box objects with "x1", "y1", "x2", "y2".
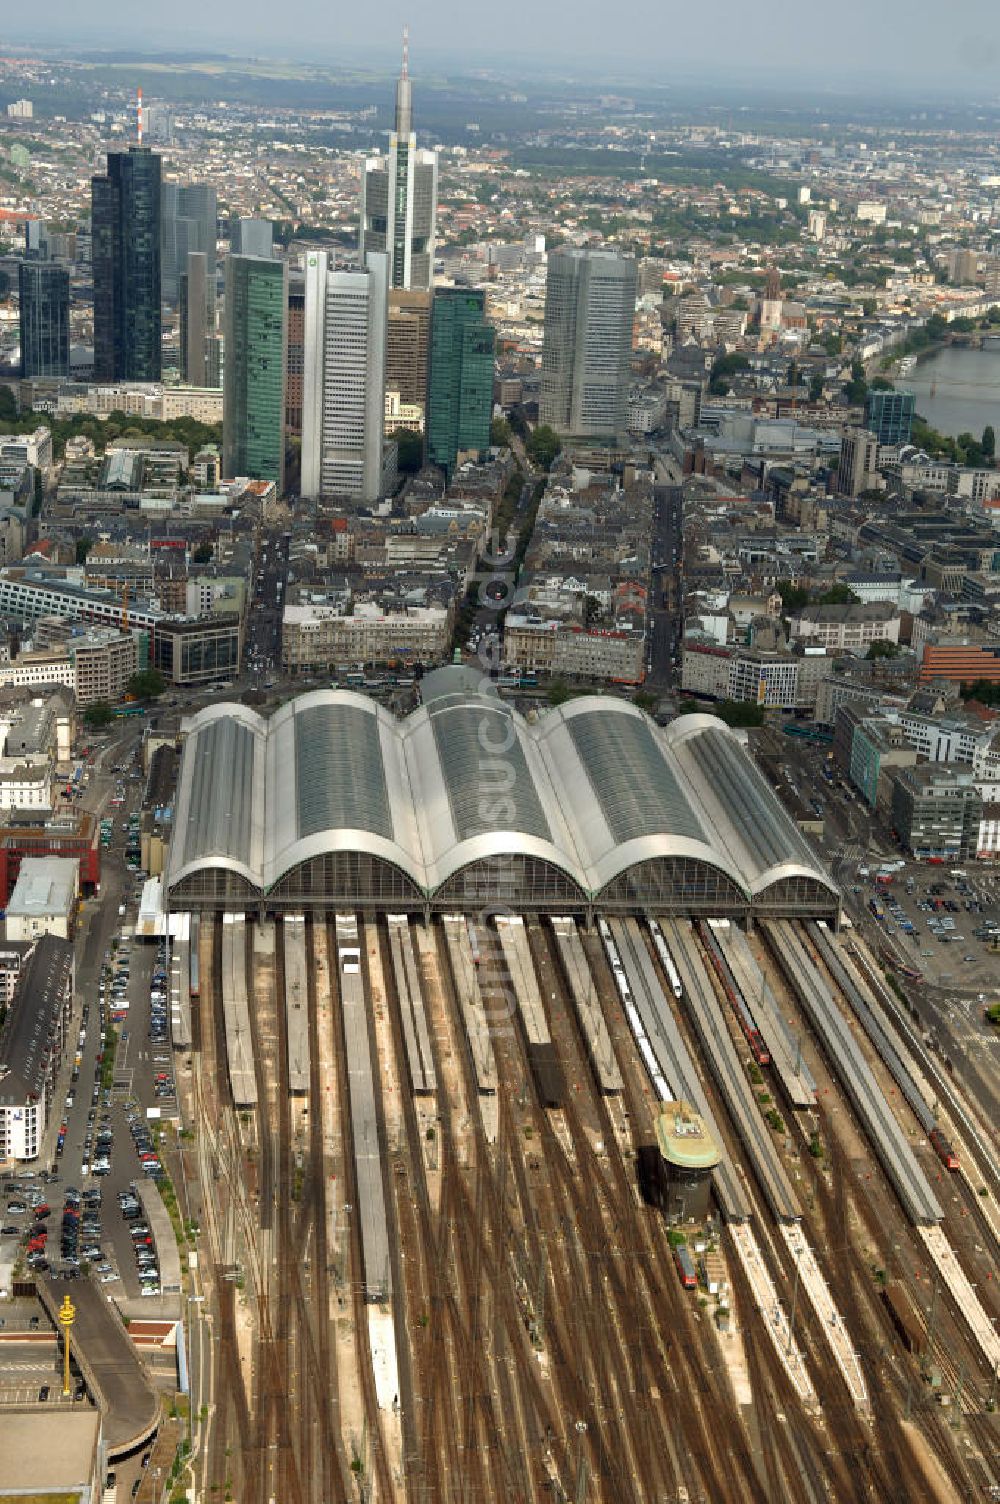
[{"x1": 169, "y1": 904, "x2": 1000, "y2": 1504}]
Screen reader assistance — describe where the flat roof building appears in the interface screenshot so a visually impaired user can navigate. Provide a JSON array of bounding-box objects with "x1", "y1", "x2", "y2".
[{"x1": 5, "y1": 854, "x2": 79, "y2": 940}]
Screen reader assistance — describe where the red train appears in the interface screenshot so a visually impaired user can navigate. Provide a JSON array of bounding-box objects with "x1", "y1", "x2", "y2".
[
  {"x1": 697, "y1": 923, "x2": 771, "y2": 1067},
  {"x1": 929, "y1": 1127, "x2": 959, "y2": 1171}
]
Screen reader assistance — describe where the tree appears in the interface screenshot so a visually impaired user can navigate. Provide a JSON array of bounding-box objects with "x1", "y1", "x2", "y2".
[
  {"x1": 127, "y1": 669, "x2": 167, "y2": 702},
  {"x1": 192, "y1": 541, "x2": 214, "y2": 564},
  {"x1": 547, "y1": 680, "x2": 573, "y2": 706},
  {"x1": 526, "y1": 424, "x2": 562, "y2": 469},
  {"x1": 808, "y1": 374, "x2": 824, "y2": 403},
  {"x1": 777, "y1": 582, "x2": 809, "y2": 613},
  {"x1": 818, "y1": 584, "x2": 859, "y2": 606},
  {"x1": 983, "y1": 425, "x2": 995, "y2": 460},
  {"x1": 490, "y1": 417, "x2": 512, "y2": 448},
  {"x1": 75, "y1": 537, "x2": 94, "y2": 565},
  {"x1": 394, "y1": 429, "x2": 424, "y2": 474},
  {"x1": 713, "y1": 700, "x2": 765, "y2": 728},
  {"x1": 84, "y1": 701, "x2": 115, "y2": 728},
  {"x1": 867, "y1": 640, "x2": 901, "y2": 660},
  {"x1": 843, "y1": 359, "x2": 868, "y2": 406}
]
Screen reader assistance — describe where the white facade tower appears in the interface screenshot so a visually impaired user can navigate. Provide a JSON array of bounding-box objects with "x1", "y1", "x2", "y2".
[{"x1": 301, "y1": 250, "x2": 389, "y2": 501}]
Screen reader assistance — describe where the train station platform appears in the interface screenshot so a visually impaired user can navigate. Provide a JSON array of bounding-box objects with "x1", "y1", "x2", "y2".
[{"x1": 37, "y1": 1276, "x2": 160, "y2": 1459}]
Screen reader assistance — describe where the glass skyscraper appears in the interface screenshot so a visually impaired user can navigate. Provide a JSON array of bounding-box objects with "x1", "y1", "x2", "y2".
[
  {"x1": 359, "y1": 32, "x2": 437, "y2": 291},
  {"x1": 426, "y1": 289, "x2": 495, "y2": 476},
  {"x1": 223, "y1": 254, "x2": 288, "y2": 489},
  {"x1": 161, "y1": 181, "x2": 217, "y2": 304},
  {"x1": 864, "y1": 388, "x2": 915, "y2": 447},
  {"x1": 19, "y1": 262, "x2": 70, "y2": 378},
  {"x1": 92, "y1": 146, "x2": 162, "y2": 382}
]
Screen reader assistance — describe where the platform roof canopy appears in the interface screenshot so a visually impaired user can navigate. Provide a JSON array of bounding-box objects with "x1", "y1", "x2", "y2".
[{"x1": 168, "y1": 684, "x2": 839, "y2": 914}]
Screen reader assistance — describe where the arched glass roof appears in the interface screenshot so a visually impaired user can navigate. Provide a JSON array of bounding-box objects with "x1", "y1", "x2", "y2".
[{"x1": 167, "y1": 690, "x2": 839, "y2": 909}]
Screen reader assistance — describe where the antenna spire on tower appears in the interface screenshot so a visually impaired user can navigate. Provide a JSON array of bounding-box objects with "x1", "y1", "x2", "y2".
[{"x1": 402, "y1": 25, "x2": 409, "y2": 79}]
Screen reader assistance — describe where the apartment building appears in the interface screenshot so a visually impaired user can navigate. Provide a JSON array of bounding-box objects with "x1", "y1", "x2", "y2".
[
  {"x1": 503, "y1": 617, "x2": 644, "y2": 684},
  {"x1": 282, "y1": 601, "x2": 450, "y2": 672}
]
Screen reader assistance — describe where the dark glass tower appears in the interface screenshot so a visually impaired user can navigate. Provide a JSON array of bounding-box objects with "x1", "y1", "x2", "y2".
[
  {"x1": 223, "y1": 254, "x2": 287, "y2": 489},
  {"x1": 92, "y1": 146, "x2": 162, "y2": 381},
  {"x1": 426, "y1": 288, "x2": 495, "y2": 476},
  {"x1": 19, "y1": 261, "x2": 70, "y2": 378}
]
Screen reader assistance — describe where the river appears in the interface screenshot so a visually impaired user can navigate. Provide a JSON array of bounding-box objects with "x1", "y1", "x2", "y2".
[{"x1": 904, "y1": 343, "x2": 1000, "y2": 440}]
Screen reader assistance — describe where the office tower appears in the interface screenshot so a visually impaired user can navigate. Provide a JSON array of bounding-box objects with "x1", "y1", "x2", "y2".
[
  {"x1": 359, "y1": 31, "x2": 437, "y2": 291},
  {"x1": 179, "y1": 250, "x2": 216, "y2": 388},
  {"x1": 985, "y1": 256, "x2": 1000, "y2": 302},
  {"x1": 540, "y1": 248, "x2": 637, "y2": 438},
  {"x1": 231, "y1": 218, "x2": 273, "y2": 260},
  {"x1": 836, "y1": 428, "x2": 879, "y2": 498},
  {"x1": 286, "y1": 273, "x2": 305, "y2": 437},
  {"x1": 386, "y1": 289, "x2": 431, "y2": 409},
  {"x1": 92, "y1": 146, "x2": 162, "y2": 382},
  {"x1": 426, "y1": 288, "x2": 495, "y2": 475},
  {"x1": 161, "y1": 181, "x2": 217, "y2": 304},
  {"x1": 301, "y1": 250, "x2": 388, "y2": 501},
  {"x1": 19, "y1": 262, "x2": 70, "y2": 379},
  {"x1": 223, "y1": 255, "x2": 288, "y2": 489},
  {"x1": 864, "y1": 388, "x2": 914, "y2": 447}
]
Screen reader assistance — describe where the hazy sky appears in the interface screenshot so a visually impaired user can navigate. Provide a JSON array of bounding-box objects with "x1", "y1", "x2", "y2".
[{"x1": 8, "y1": 0, "x2": 1000, "y2": 88}]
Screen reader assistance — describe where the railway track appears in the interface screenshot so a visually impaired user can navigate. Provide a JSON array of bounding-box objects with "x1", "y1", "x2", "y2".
[{"x1": 326, "y1": 917, "x2": 396, "y2": 1504}]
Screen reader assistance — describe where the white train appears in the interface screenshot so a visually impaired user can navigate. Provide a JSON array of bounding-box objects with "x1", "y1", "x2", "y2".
[
  {"x1": 648, "y1": 919, "x2": 684, "y2": 1000},
  {"x1": 598, "y1": 918, "x2": 670, "y2": 1100}
]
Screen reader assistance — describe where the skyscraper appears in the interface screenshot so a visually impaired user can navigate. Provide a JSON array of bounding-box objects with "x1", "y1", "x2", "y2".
[
  {"x1": 426, "y1": 288, "x2": 495, "y2": 475},
  {"x1": 359, "y1": 31, "x2": 437, "y2": 291},
  {"x1": 386, "y1": 289, "x2": 431, "y2": 412},
  {"x1": 301, "y1": 250, "x2": 388, "y2": 501},
  {"x1": 223, "y1": 255, "x2": 288, "y2": 489},
  {"x1": 179, "y1": 250, "x2": 216, "y2": 388},
  {"x1": 540, "y1": 248, "x2": 637, "y2": 438},
  {"x1": 92, "y1": 146, "x2": 162, "y2": 382},
  {"x1": 161, "y1": 181, "x2": 217, "y2": 303},
  {"x1": 19, "y1": 262, "x2": 70, "y2": 378},
  {"x1": 863, "y1": 388, "x2": 915, "y2": 447},
  {"x1": 230, "y1": 218, "x2": 273, "y2": 260},
  {"x1": 285, "y1": 273, "x2": 306, "y2": 438}
]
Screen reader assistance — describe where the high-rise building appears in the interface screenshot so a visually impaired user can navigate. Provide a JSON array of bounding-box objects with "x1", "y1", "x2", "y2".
[
  {"x1": 286, "y1": 273, "x2": 306, "y2": 438},
  {"x1": 19, "y1": 262, "x2": 70, "y2": 379},
  {"x1": 836, "y1": 428, "x2": 879, "y2": 497},
  {"x1": 540, "y1": 248, "x2": 637, "y2": 438},
  {"x1": 92, "y1": 146, "x2": 162, "y2": 382},
  {"x1": 426, "y1": 288, "x2": 495, "y2": 475},
  {"x1": 230, "y1": 218, "x2": 273, "y2": 260},
  {"x1": 386, "y1": 289, "x2": 431, "y2": 412},
  {"x1": 301, "y1": 249, "x2": 388, "y2": 501},
  {"x1": 864, "y1": 388, "x2": 914, "y2": 447},
  {"x1": 179, "y1": 250, "x2": 216, "y2": 388},
  {"x1": 223, "y1": 255, "x2": 288, "y2": 489},
  {"x1": 359, "y1": 31, "x2": 437, "y2": 291},
  {"x1": 161, "y1": 181, "x2": 217, "y2": 304}
]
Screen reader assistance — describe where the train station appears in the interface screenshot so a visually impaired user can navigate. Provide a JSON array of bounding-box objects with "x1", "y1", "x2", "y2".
[{"x1": 165, "y1": 674, "x2": 840, "y2": 921}]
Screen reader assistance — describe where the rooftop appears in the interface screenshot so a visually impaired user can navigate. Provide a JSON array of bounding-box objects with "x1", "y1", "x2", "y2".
[
  {"x1": 0, "y1": 934, "x2": 73, "y2": 1103},
  {"x1": 6, "y1": 856, "x2": 79, "y2": 918},
  {"x1": 168, "y1": 677, "x2": 838, "y2": 910},
  {"x1": 655, "y1": 1101, "x2": 721, "y2": 1171}
]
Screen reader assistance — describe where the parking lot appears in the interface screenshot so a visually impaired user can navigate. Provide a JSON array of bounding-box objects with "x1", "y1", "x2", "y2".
[{"x1": 848, "y1": 863, "x2": 1000, "y2": 994}]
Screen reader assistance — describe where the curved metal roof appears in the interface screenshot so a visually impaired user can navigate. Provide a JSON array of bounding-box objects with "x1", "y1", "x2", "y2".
[{"x1": 168, "y1": 693, "x2": 838, "y2": 904}]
